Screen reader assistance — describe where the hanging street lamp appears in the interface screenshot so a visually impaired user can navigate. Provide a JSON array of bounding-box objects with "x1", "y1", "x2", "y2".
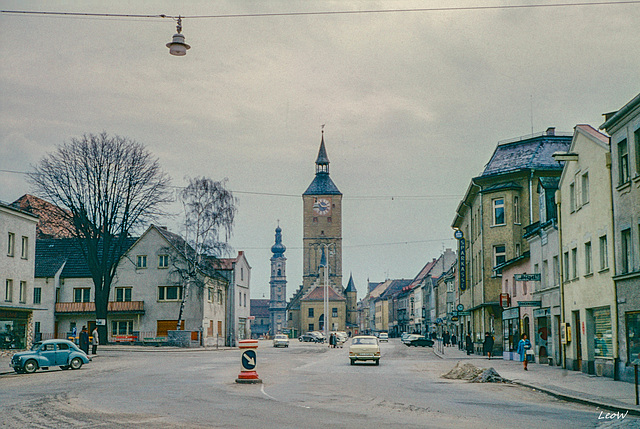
[{"x1": 166, "y1": 16, "x2": 190, "y2": 56}]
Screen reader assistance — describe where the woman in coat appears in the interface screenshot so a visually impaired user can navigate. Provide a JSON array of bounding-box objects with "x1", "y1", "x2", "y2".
[
  {"x1": 79, "y1": 326, "x2": 89, "y2": 355},
  {"x1": 465, "y1": 334, "x2": 473, "y2": 355},
  {"x1": 517, "y1": 334, "x2": 532, "y2": 370},
  {"x1": 483, "y1": 332, "x2": 494, "y2": 359}
]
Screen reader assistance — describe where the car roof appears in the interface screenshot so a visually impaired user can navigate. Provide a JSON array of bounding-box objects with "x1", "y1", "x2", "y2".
[{"x1": 353, "y1": 335, "x2": 377, "y2": 339}]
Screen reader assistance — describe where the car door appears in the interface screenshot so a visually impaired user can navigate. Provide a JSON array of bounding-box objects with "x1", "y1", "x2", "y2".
[
  {"x1": 55, "y1": 342, "x2": 71, "y2": 365},
  {"x1": 40, "y1": 343, "x2": 57, "y2": 366}
]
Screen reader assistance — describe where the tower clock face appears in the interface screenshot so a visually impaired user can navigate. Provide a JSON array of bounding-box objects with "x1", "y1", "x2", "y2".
[{"x1": 313, "y1": 198, "x2": 331, "y2": 215}]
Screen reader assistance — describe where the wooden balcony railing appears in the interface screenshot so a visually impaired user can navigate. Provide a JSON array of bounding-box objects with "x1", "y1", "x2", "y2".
[{"x1": 55, "y1": 301, "x2": 144, "y2": 314}]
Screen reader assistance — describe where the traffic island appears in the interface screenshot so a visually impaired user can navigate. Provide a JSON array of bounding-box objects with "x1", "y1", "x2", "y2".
[{"x1": 235, "y1": 339, "x2": 262, "y2": 384}]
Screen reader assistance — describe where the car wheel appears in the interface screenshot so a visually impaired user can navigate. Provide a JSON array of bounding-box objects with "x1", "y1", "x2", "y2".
[
  {"x1": 24, "y1": 359, "x2": 38, "y2": 374},
  {"x1": 375, "y1": 360, "x2": 380, "y2": 366},
  {"x1": 60, "y1": 365, "x2": 70, "y2": 370},
  {"x1": 350, "y1": 359, "x2": 355, "y2": 365},
  {"x1": 70, "y1": 357, "x2": 83, "y2": 370}
]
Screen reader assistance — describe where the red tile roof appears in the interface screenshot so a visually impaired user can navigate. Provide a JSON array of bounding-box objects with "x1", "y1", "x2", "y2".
[
  {"x1": 13, "y1": 194, "x2": 75, "y2": 239},
  {"x1": 301, "y1": 285, "x2": 346, "y2": 301}
]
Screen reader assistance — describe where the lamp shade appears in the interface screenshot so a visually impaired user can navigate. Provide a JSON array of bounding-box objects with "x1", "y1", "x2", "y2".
[{"x1": 167, "y1": 33, "x2": 191, "y2": 56}]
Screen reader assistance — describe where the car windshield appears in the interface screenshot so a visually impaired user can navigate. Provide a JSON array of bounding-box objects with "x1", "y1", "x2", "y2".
[
  {"x1": 352, "y1": 338, "x2": 377, "y2": 345},
  {"x1": 275, "y1": 335, "x2": 287, "y2": 339},
  {"x1": 30, "y1": 342, "x2": 42, "y2": 351}
]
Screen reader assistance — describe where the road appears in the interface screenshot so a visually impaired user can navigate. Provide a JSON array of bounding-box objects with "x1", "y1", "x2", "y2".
[{"x1": 1, "y1": 339, "x2": 636, "y2": 428}]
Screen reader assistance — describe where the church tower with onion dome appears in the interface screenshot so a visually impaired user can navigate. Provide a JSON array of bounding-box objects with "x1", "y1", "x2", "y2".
[{"x1": 269, "y1": 224, "x2": 287, "y2": 335}]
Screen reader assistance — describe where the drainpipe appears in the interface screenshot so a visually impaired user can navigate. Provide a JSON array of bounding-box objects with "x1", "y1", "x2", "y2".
[{"x1": 529, "y1": 169, "x2": 535, "y2": 225}]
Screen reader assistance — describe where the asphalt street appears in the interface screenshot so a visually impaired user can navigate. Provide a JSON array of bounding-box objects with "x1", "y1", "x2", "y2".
[{"x1": 1, "y1": 339, "x2": 638, "y2": 428}]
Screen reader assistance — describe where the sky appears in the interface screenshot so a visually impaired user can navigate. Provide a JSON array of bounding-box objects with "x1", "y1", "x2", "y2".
[{"x1": 1, "y1": 1, "x2": 639, "y2": 301}]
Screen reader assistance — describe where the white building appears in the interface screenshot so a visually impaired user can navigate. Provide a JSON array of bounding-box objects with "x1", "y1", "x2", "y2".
[
  {"x1": 217, "y1": 251, "x2": 251, "y2": 345},
  {"x1": 0, "y1": 200, "x2": 38, "y2": 349}
]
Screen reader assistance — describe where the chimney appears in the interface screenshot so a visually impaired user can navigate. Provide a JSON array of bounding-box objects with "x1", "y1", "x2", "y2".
[{"x1": 546, "y1": 127, "x2": 555, "y2": 136}]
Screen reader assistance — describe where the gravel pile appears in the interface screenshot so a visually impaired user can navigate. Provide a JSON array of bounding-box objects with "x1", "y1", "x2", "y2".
[{"x1": 442, "y1": 361, "x2": 509, "y2": 383}]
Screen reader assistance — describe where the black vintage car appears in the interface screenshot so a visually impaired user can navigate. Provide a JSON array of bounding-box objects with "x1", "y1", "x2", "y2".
[
  {"x1": 406, "y1": 336, "x2": 434, "y2": 347},
  {"x1": 298, "y1": 331, "x2": 325, "y2": 343}
]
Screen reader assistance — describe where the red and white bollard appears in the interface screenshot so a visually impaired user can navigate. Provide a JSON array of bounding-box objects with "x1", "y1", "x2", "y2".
[{"x1": 236, "y1": 339, "x2": 262, "y2": 384}]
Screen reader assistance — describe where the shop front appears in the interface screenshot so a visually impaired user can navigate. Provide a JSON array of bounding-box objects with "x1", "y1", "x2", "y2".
[
  {"x1": 0, "y1": 307, "x2": 34, "y2": 350},
  {"x1": 502, "y1": 306, "x2": 520, "y2": 360}
]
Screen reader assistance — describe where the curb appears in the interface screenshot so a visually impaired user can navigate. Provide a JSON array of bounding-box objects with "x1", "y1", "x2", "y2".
[{"x1": 433, "y1": 348, "x2": 640, "y2": 416}]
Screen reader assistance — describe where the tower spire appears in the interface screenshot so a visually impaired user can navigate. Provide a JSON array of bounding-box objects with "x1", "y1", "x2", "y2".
[{"x1": 316, "y1": 130, "x2": 330, "y2": 174}]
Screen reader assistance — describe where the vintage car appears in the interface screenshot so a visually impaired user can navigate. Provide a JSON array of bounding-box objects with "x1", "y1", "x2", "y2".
[
  {"x1": 349, "y1": 335, "x2": 380, "y2": 365},
  {"x1": 299, "y1": 331, "x2": 325, "y2": 343},
  {"x1": 272, "y1": 334, "x2": 290, "y2": 348},
  {"x1": 378, "y1": 332, "x2": 389, "y2": 342},
  {"x1": 10, "y1": 339, "x2": 91, "y2": 374},
  {"x1": 406, "y1": 336, "x2": 434, "y2": 347}
]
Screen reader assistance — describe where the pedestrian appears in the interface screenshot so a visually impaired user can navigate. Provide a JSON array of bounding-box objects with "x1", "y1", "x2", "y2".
[
  {"x1": 517, "y1": 333, "x2": 532, "y2": 370},
  {"x1": 91, "y1": 326, "x2": 99, "y2": 355},
  {"x1": 443, "y1": 331, "x2": 450, "y2": 347},
  {"x1": 451, "y1": 333, "x2": 457, "y2": 347},
  {"x1": 79, "y1": 326, "x2": 89, "y2": 355},
  {"x1": 483, "y1": 332, "x2": 494, "y2": 359},
  {"x1": 329, "y1": 333, "x2": 335, "y2": 348},
  {"x1": 465, "y1": 333, "x2": 473, "y2": 355}
]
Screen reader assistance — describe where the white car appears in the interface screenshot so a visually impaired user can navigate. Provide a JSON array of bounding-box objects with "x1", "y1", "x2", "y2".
[
  {"x1": 378, "y1": 332, "x2": 389, "y2": 342},
  {"x1": 272, "y1": 334, "x2": 290, "y2": 348},
  {"x1": 349, "y1": 335, "x2": 381, "y2": 365}
]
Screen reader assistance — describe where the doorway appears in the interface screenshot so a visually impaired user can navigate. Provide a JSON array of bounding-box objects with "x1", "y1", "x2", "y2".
[{"x1": 574, "y1": 311, "x2": 582, "y2": 371}]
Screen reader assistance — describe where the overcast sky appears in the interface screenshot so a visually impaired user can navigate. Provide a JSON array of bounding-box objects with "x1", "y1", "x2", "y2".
[{"x1": 1, "y1": 1, "x2": 639, "y2": 301}]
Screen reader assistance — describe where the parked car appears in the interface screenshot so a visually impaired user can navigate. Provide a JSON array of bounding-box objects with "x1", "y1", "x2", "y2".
[
  {"x1": 10, "y1": 339, "x2": 91, "y2": 374},
  {"x1": 273, "y1": 334, "x2": 290, "y2": 348},
  {"x1": 406, "y1": 336, "x2": 434, "y2": 347},
  {"x1": 349, "y1": 335, "x2": 380, "y2": 365},
  {"x1": 378, "y1": 332, "x2": 389, "y2": 342},
  {"x1": 299, "y1": 331, "x2": 324, "y2": 343},
  {"x1": 332, "y1": 331, "x2": 348, "y2": 347}
]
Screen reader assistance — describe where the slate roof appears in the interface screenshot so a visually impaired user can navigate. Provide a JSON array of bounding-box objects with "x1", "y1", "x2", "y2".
[
  {"x1": 480, "y1": 182, "x2": 522, "y2": 194},
  {"x1": 303, "y1": 173, "x2": 342, "y2": 195},
  {"x1": 480, "y1": 135, "x2": 571, "y2": 178},
  {"x1": 345, "y1": 274, "x2": 357, "y2": 293},
  {"x1": 35, "y1": 237, "x2": 136, "y2": 278},
  {"x1": 301, "y1": 285, "x2": 346, "y2": 301},
  {"x1": 316, "y1": 135, "x2": 330, "y2": 165},
  {"x1": 250, "y1": 299, "x2": 270, "y2": 318},
  {"x1": 378, "y1": 279, "x2": 412, "y2": 300}
]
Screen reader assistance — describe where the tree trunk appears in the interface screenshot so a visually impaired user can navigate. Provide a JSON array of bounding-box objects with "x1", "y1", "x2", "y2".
[{"x1": 94, "y1": 282, "x2": 110, "y2": 345}]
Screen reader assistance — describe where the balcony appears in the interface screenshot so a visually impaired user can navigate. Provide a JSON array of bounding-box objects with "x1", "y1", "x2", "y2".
[{"x1": 55, "y1": 301, "x2": 144, "y2": 315}]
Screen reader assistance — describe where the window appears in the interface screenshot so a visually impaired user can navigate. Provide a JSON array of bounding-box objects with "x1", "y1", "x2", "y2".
[
  {"x1": 289, "y1": 312, "x2": 293, "y2": 321},
  {"x1": 447, "y1": 281, "x2": 454, "y2": 292},
  {"x1": 584, "y1": 242, "x2": 592, "y2": 275},
  {"x1": 5, "y1": 279, "x2": 12, "y2": 302},
  {"x1": 241, "y1": 267, "x2": 244, "y2": 281},
  {"x1": 327, "y1": 217, "x2": 332, "y2": 223},
  {"x1": 19, "y1": 281, "x2": 26, "y2": 303},
  {"x1": 513, "y1": 196, "x2": 520, "y2": 224},
  {"x1": 313, "y1": 217, "x2": 318, "y2": 223},
  {"x1": 593, "y1": 307, "x2": 613, "y2": 358},
  {"x1": 158, "y1": 286, "x2": 182, "y2": 301},
  {"x1": 244, "y1": 293, "x2": 247, "y2": 307},
  {"x1": 627, "y1": 312, "x2": 640, "y2": 363},
  {"x1": 208, "y1": 288, "x2": 213, "y2": 302},
  {"x1": 136, "y1": 255, "x2": 147, "y2": 268},
  {"x1": 21, "y1": 236, "x2": 28, "y2": 259},
  {"x1": 74, "y1": 288, "x2": 91, "y2": 303},
  {"x1": 571, "y1": 248, "x2": 578, "y2": 279},
  {"x1": 621, "y1": 229, "x2": 632, "y2": 274},
  {"x1": 569, "y1": 183, "x2": 576, "y2": 212},
  {"x1": 515, "y1": 243, "x2": 521, "y2": 257},
  {"x1": 111, "y1": 320, "x2": 134, "y2": 336},
  {"x1": 239, "y1": 291, "x2": 242, "y2": 306},
  {"x1": 217, "y1": 289, "x2": 223, "y2": 305},
  {"x1": 7, "y1": 232, "x2": 15, "y2": 256},
  {"x1": 34, "y1": 321, "x2": 41, "y2": 334},
  {"x1": 115, "y1": 287, "x2": 132, "y2": 302},
  {"x1": 33, "y1": 287, "x2": 41, "y2": 304},
  {"x1": 158, "y1": 255, "x2": 169, "y2": 268},
  {"x1": 308, "y1": 324, "x2": 314, "y2": 332},
  {"x1": 542, "y1": 260, "x2": 549, "y2": 289},
  {"x1": 332, "y1": 307, "x2": 338, "y2": 317},
  {"x1": 308, "y1": 308, "x2": 314, "y2": 318},
  {"x1": 581, "y1": 172, "x2": 589, "y2": 206},
  {"x1": 492, "y1": 198, "x2": 505, "y2": 225},
  {"x1": 552, "y1": 256, "x2": 559, "y2": 286},
  {"x1": 619, "y1": 139, "x2": 629, "y2": 185},
  {"x1": 599, "y1": 235, "x2": 609, "y2": 270},
  {"x1": 635, "y1": 128, "x2": 640, "y2": 176},
  {"x1": 563, "y1": 252, "x2": 570, "y2": 283},
  {"x1": 493, "y1": 245, "x2": 506, "y2": 267}
]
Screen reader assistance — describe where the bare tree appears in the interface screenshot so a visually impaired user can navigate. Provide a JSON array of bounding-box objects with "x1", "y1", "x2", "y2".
[
  {"x1": 175, "y1": 177, "x2": 237, "y2": 334},
  {"x1": 29, "y1": 133, "x2": 172, "y2": 344}
]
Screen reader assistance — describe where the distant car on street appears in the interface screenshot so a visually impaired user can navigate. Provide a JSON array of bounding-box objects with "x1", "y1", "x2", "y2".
[
  {"x1": 299, "y1": 331, "x2": 324, "y2": 343},
  {"x1": 402, "y1": 334, "x2": 422, "y2": 345},
  {"x1": 406, "y1": 336, "x2": 434, "y2": 347},
  {"x1": 10, "y1": 339, "x2": 91, "y2": 374},
  {"x1": 273, "y1": 334, "x2": 290, "y2": 348},
  {"x1": 378, "y1": 332, "x2": 389, "y2": 342},
  {"x1": 349, "y1": 335, "x2": 381, "y2": 365}
]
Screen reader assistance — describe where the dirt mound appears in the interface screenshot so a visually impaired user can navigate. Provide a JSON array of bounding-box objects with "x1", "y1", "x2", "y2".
[
  {"x1": 441, "y1": 361, "x2": 484, "y2": 380},
  {"x1": 470, "y1": 367, "x2": 508, "y2": 383}
]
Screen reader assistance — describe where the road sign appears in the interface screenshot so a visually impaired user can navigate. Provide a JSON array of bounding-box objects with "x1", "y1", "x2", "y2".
[
  {"x1": 242, "y1": 350, "x2": 257, "y2": 371},
  {"x1": 454, "y1": 230, "x2": 463, "y2": 240},
  {"x1": 457, "y1": 311, "x2": 471, "y2": 316},
  {"x1": 518, "y1": 301, "x2": 542, "y2": 307},
  {"x1": 514, "y1": 273, "x2": 541, "y2": 281},
  {"x1": 451, "y1": 316, "x2": 459, "y2": 322},
  {"x1": 456, "y1": 304, "x2": 464, "y2": 311}
]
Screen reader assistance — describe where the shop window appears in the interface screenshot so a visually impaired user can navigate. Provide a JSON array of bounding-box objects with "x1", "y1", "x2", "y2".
[
  {"x1": 593, "y1": 307, "x2": 613, "y2": 358},
  {"x1": 626, "y1": 312, "x2": 640, "y2": 363}
]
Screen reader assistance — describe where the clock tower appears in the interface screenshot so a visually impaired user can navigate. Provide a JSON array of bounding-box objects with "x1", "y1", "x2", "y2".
[{"x1": 302, "y1": 131, "x2": 343, "y2": 295}]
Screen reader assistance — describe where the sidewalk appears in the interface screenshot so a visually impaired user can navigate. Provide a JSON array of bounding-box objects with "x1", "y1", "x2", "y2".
[{"x1": 432, "y1": 344, "x2": 640, "y2": 416}]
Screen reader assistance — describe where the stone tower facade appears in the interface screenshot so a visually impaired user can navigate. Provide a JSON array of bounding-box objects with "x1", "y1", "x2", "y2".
[
  {"x1": 269, "y1": 225, "x2": 287, "y2": 335},
  {"x1": 345, "y1": 274, "x2": 358, "y2": 327}
]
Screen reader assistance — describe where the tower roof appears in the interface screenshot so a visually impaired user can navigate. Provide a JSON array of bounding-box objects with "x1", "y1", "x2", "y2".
[
  {"x1": 345, "y1": 273, "x2": 357, "y2": 292},
  {"x1": 303, "y1": 131, "x2": 342, "y2": 196},
  {"x1": 316, "y1": 133, "x2": 329, "y2": 165},
  {"x1": 270, "y1": 225, "x2": 286, "y2": 258}
]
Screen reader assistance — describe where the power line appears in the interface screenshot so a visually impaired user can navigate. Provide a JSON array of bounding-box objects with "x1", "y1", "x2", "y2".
[
  {"x1": 2, "y1": 2, "x2": 639, "y2": 20},
  {"x1": 236, "y1": 237, "x2": 456, "y2": 251}
]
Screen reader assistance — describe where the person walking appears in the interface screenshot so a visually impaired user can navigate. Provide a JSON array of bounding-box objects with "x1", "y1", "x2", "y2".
[
  {"x1": 443, "y1": 331, "x2": 450, "y2": 347},
  {"x1": 465, "y1": 333, "x2": 473, "y2": 355},
  {"x1": 91, "y1": 326, "x2": 99, "y2": 355},
  {"x1": 517, "y1": 334, "x2": 532, "y2": 370},
  {"x1": 483, "y1": 332, "x2": 494, "y2": 359},
  {"x1": 79, "y1": 326, "x2": 89, "y2": 355},
  {"x1": 451, "y1": 333, "x2": 457, "y2": 347}
]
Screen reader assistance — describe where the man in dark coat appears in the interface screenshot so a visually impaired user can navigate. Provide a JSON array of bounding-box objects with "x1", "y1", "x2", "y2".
[
  {"x1": 465, "y1": 333, "x2": 474, "y2": 355},
  {"x1": 483, "y1": 332, "x2": 494, "y2": 359},
  {"x1": 79, "y1": 326, "x2": 89, "y2": 354}
]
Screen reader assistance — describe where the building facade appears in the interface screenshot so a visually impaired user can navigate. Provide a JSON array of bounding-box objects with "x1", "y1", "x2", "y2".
[{"x1": 600, "y1": 93, "x2": 640, "y2": 382}]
